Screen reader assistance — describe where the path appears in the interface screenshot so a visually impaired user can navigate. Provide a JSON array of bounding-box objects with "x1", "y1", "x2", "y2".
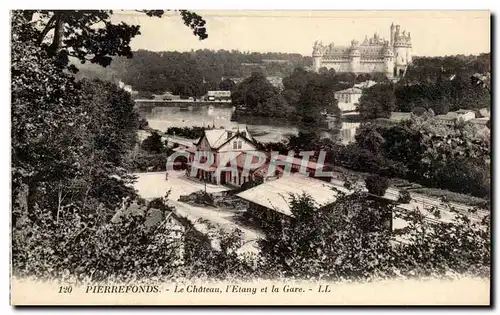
[{"x1": 132, "y1": 171, "x2": 262, "y2": 255}]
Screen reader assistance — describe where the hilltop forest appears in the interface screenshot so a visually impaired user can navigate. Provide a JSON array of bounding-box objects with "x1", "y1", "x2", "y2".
[{"x1": 75, "y1": 49, "x2": 312, "y2": 97}]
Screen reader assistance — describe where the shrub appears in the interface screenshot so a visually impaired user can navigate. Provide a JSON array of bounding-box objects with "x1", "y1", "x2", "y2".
[
  {"x1": 138, "y1": 117, "x2": 149, "y2": 130},
  {"x1": 365, "y1": 174, "x2": 390, "y2": 196},
  {"x1": 398, "y1": 189, "x2": 412, "y2": 203},
  {"x1": 141, "y1": 132, "x2": 164, "y2": 153},
  {"x1": 165, "y1": 126, "x2": 205, "y2": 139},
  {"x1": 412, "y1": 106, "x2": 427, "y2": 116},
  {"x1": 128, "y1": 152, "x2": 167, "y2": 172}
]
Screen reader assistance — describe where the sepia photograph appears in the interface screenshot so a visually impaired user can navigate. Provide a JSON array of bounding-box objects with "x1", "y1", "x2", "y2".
[{"x1": 9, "y1": 8, "x2": 492, "y2": 306}]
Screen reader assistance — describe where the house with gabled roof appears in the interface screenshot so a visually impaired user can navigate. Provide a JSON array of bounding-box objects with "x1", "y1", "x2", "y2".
[{"x1": 186, "y1": 125, "x2": 267, "y2": 186}]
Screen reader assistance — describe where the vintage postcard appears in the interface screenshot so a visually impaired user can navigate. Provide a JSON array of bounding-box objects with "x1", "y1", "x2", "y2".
[{"x1": 10, "y1": 10, "x2": 491, "y2": 306}]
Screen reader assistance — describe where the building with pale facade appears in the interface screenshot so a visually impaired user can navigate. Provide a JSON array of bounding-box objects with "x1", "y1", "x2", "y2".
[
  {"x1": 312, "y1": 23, "x2": 412, "y2": 78},
  {"x1": 334, "y1": 87, "x2": 363, "y2": 112},
  {"x1": 205, "y1": 90, "x2": 231, "y2": 102}
]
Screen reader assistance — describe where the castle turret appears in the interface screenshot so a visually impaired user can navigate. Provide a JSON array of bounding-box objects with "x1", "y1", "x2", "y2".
[
  {"x1": 349, "y1": 40, "x2": 360, "y2": 73},
  {"x1": 393, "y1": 26, "x2": 411, "y2": 77},
  {"x1": 383, "y1": 45, "x2": 395, "y2": 78},
  {"x1": 312, "y1": 41, "x2": 324, "y2": 72},
  {"x1": 406, "y1": 32, "x2": 412, "y2": 64},
  {"x1": 390, "y1": 23, "x2": 395, "y2": 45}
]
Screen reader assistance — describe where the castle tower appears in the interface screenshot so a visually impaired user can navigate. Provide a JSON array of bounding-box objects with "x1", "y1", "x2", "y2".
[
  {"x1": 312, "y1": 41, "x2": 323, "y2": 72},
  {"x1": 383, "y1": 45, "x2": 395, "y2": 78},
  {"x1": 393, "y1": 25, "x2": 407, "y2": 77},
  {"x1": 349, "y1": 40, "x2": 360, "y2": 73},
  {"x1": 390, "y1": 23, "x2": 395, "y2": 46},
  {"x1": 406, "y1": 32, "x2": 412, "y2": 64}
]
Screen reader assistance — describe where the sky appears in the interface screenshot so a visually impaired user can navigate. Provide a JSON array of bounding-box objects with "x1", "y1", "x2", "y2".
[{"x1": 115, "y1": 10, "x2": 491, "y2": 57}]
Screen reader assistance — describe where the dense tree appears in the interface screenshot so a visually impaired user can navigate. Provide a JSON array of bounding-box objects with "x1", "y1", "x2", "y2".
[
  {"x1": 286, "y1": 131, "x2": 322, "y2": 152},
  {"x1": 231, "y1": 72, "x2": 296, "y2": 117},
  {"x1": 357, "y1": 83, "x2": 396, "y2": 120},
  {"x1": 296, "y1": 77, "x2": 328, "y2": 125},
  {"x1": 256, "y1": 94, "x2": 294, "y2": 118},
  {"x1": 393, "y1": 55, "x2": 491, "y2": 114},
  {"x1": 355, "y1": 73, "x2": 372, "y2": 83},
  {"x1": 406, "y1": 54, "x2": 490, "y2": 84},
  {"x1": 22, "y1": 10, "x2": 207, "y2": 70},
  {"x1": 282, "y1": 67, "x2": 316, "y2": 94},
  {"x1": 281, "y1": 89, "x2": 301, "y2": 108},
  {"x1": 77, "y1": 78, "x2": 140, "y2": 210},
  {"x1": 335, "y1": 72, "x2": 356, "y2": 84},
  {"x1": 12, "y1": 13, "x2": 87, "y2": 220},
  {"x1": 353, "y1": 116, "x2": 491, "y2": 198},
  {"x1": 294, "y1": 73, "x2": 343, "y2": 125},
  {"x1": 371, "y1": 72, "x2": 391, "y2": 83},
  {"x1": 219, "y1": 78, "x2": 236, "y2": 91}
]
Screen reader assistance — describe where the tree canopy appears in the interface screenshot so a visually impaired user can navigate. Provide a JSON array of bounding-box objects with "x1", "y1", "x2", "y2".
[
  {"x1": 357, "y1": 83, "x2": 396, "y2": 120},
  {"x1": 22, "y1": 10, "x2": 207, "y2": 70}
]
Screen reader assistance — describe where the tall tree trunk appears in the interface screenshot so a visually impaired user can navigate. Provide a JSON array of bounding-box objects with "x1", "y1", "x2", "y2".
[{"x1": 50, "y1": 14, "x2": 64, "y2": 54}]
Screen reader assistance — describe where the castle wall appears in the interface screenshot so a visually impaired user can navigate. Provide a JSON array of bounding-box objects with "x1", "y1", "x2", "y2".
[
  {"x1": 319, "y1": 60, "x2": 387, "y2": 74},
  {"x1": 319, "y1": 60, "x2": 351, "y2": 73},
  {"x1": 358, "y1": 60, "x2": 386, "y2": 73},
  {"x1": 406, "y1": 47, "x2": 412, "y2": 64}
]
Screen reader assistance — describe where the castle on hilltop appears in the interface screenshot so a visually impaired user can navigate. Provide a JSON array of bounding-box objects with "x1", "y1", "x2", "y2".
[{"x1": 312, "y1": 23, "x2": 412, "y2": 78}]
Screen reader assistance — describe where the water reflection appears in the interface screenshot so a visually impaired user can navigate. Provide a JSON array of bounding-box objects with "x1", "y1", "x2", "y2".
[{"x1": 137, "y1": 105, "x2": 358, "y2": 144}]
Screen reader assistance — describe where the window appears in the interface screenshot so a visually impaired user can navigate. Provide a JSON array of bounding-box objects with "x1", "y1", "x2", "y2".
[
  {"x1": 233, "y1": 141, "x2": 237, "y2": 149},
  {"x1": 237, "y1": 141, "x2": 242, "y2": 149}
]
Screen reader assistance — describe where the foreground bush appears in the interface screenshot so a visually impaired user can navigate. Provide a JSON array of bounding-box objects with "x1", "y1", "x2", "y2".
[
  {"x1": 259, "y1": 192, "x2": 490, "y2": 281},
  {"x1": 12, "y1": 195, "x2": 256, "y2": 282},
  {"x1": 365, "y1": 174, "x2": 390, "y2": 196}
]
